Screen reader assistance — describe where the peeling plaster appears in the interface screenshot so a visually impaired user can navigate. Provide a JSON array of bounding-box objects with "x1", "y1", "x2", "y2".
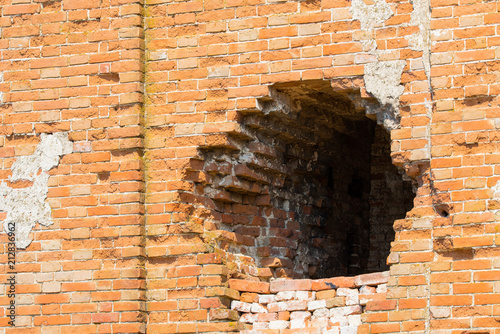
[
  {"x1": 350, "y1": 0, "x2": 433, "y2": 132},
  {"x1": 350, "y1": 0, "x2": 393, "y2": 31},
  {"x1": 363, "y1": 60, "x2": 407, "y2": 130},
  {"x1": 350, "y1": 0, "x2": 393, "y2": 53},
  {"x1": 0, "y1": 133, "x2": 73, "y2": 249},
  {"x1": 350, "y1": 0, "x2": 407, "y2": 131}
]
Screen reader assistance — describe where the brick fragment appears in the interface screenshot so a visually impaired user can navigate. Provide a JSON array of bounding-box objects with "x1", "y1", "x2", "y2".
[
  {"x1": 237, "y1": 292, "x2": 258, "y2": 304},
  {"x1": 359, "y1": 286, "x2": 376, "y2": 294},
  {"x1": 316, "y1": 289, "x2": 336, "y2": 299},
  {"x1": 313, "y1": 308, "x2": 329, "y2": 318},
  {"x1": 308, "y1": 299, "x2": 326, "y2": 311},
  {"x1": 240, "y1": 313, "x2": 258, "y2": 323},
  {"x1": 229, "y1": 279, "x2": 271, "y2": 294},
  {"x1": 231, "y1": 301, "x2": 252, "y2": 313},
  {"x1": 276, "y1": 291, "x2": 296, "y2": 301},
  {"x1": 311, "y1": 277, "x2": 355, "y2": 290},
  {"x1": 330, "y1": 305, "x2": 362, "y2": 317},
  {"x1": 336, "y1": 288, "x2": 359, "y2": 306},
  {"x1": 365, "y1": 300, "x2": 397, "y2": 311},
  {"x1": 268, "y1": 301, "x2": 308, "y2": 312},
  {"x1": 259, "y1": 295, "x2": 276, "y2": 304},
  {"x1": 269, "y1": 320, "x2": 290, "y2": 329},
  {"x1": 258, "y1": 313, "x2": 278, "y2": 322},
  {"x1": 290, "y1": 311, "x2": 311, "y2": 321},
  {"x1": 209, "y1": 309, "x2": 239, "y2": 321},
  {"x1": 270, "y1": 279, "x2": 312, "y2": 293},
  {"x1": 251, "y1": 303, "x2": 268, "y2": 313},
  {"x1": 326, "y1": 297, "x2": 346, "y2": 308},
  {"x1": 353, "y1": 271, "x2": 390, "y2": 287}
]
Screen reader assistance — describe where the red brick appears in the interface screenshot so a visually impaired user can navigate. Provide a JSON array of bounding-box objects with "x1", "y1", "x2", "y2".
[
  {"x1": 311, "y1": 277, "x2": 355, "y2": 290},
  {"x1": 366, "y1": 300, "x2": 397, "y2": 311},
  {"x1": 354, "y1": 271, "x2": 390, "y2": 287},
  {"x1": 431, "y1": 295, "x2": 473, "y2": 306},
  {"x1": 270, "y1": 279, "x2": 311, "y2": 292},
  {"x1": 2, "y1": 1, "x2": 500, "y2": 333},
  {"x1": 228, "y1": 279, "x2": 270, "y2": 294}
]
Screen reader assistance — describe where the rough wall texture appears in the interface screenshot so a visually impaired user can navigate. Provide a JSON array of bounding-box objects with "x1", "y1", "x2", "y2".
[{"x1": 0, "y1": 0, "x2": 499, "y2": 333}]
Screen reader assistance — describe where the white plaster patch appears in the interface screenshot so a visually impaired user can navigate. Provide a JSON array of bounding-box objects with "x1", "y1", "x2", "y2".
[
  {"x1": 364, "y1": 60, "x2": 407, "y2": 130},
  {"x1": 350, "y1": 0, "x2": 393, "y2": 30},
  {"x1": 364, "y1": 61, "x2": 406, "y2": 111},
  {"x1": 350, "y1": 0, "x2": 408, "y2": 131},
  {"x1": 350, "y1": 0, "x2": 393, "y2": 53},
  {"x1": 0, "y1": 132, "x2": 73, "y2": 249}
]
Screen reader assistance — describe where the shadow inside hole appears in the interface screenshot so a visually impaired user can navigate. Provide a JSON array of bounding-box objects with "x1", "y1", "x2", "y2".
[{"x1": 434, "y1": 203, "x2": 451, "y2": 218}]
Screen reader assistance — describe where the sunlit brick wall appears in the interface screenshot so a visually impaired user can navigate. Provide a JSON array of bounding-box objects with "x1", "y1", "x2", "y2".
[{"x1": 0, "y1": 0, "x2": 499, "y2": 333}]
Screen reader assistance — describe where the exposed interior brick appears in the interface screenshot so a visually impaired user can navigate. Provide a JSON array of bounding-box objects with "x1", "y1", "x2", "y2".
[{"x1": 196, "y1": 81, "x2": 415, "y2": 279}]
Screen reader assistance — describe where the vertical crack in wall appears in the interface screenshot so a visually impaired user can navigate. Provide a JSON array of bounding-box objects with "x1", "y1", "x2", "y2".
[
  {"x1": 0, "y1": 132, "x2": 73, "y2": 249},
  {"x1": 407, "y1": 0, "x2": 434, "y2": 162},
  {"x1": 406, "y1": 2, "x2": 433, "y2": 331},
  {"x1": 0, "y1": 72, "x2": 3, "y2": 106},
  {"x1": 407, "y1": 0, "x2": 432, "y2": 87},
  {"x1": 409, "y1": 0, "x2": 434, "y2": 163},
  {"x1": 349, "y1": 3, "x2": 435, "y2": 331},
  {"x1": 350, "y1": 0, "x2": 433, "y2": 154}
]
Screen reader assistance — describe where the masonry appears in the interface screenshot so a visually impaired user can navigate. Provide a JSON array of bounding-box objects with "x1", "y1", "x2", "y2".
[{"x1": 0, "y1": 0, "x2": 499, "y2": 333}]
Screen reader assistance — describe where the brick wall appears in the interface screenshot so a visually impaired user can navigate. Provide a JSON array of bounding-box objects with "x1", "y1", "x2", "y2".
[
  {"x1": 0, "y1": 0, "x2": 146, "y2": 332},
  {"x1": 0, "y1": 0, "x2": 499, "y2": 333}
]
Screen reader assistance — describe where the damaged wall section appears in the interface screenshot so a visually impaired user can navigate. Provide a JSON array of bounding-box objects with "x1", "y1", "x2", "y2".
[
  {"x1": 196, "y1": 81, "x2": 415, "y2": 279},
  {"x1": 0, "y1": 132, "x2": 73, "y2": 249}
]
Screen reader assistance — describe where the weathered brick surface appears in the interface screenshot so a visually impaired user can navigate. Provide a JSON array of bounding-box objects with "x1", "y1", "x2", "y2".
[
  {"x1": 230, "y1": 278, "x2": 379, "y2": 332},
  {"x1": 0, "y1": 0, "x2": 499, "y2": 333},
  {"x1": 1, "y1": 0, "x2": 146, "y2": 332}
]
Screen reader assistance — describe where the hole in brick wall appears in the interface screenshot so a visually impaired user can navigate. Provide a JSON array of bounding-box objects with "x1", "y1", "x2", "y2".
[
  {"x1": 198, "y1": 80, "x2": 415, "y2": 279},
  {"x1": 435, "y1": 206, "x2": 449, "y2": 218},
  {"x1": 98, "y1": 172, "x2": 110, "y2": 181}
]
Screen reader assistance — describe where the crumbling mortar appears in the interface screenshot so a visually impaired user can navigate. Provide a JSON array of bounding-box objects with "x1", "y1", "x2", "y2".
[
  {"x1": 350, "y1": 0, "x2": 407, "y2": 131},
  {"x1": 350, "y1": 0, "x2": 436, "y2": 209}
]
